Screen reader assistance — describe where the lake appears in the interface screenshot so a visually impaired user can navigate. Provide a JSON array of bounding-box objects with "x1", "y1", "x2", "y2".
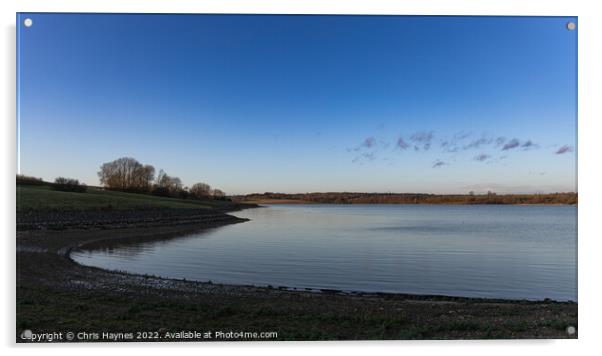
[{"x1": 72, "y1": 204, "x2": 577, "y2": 301}]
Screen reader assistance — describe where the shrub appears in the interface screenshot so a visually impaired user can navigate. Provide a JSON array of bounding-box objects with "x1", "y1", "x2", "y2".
[
  {"x1": 177, "y1": 189, "x2": 190, "y2": 200},
  {"x1": 212, "y1": 189, "x2": 227, "y2": 200},
  {"x1": 16, "y1": 175, "x2": 45, "y2": 185},
  {"x1": 151, "y1": 186, "x2": 171, "y2": 197},
  {"x1": 53, "y1": 177, "x2": 87, "y2": 193}
]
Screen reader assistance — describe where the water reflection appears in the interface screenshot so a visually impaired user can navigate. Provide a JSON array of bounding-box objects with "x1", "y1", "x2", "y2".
[
  {"x1": 80, "y1": 230, "x2": 215, "y2": 260},
  {"x1": 72, "y1": 204, "x2": 577, "y2": 301}
]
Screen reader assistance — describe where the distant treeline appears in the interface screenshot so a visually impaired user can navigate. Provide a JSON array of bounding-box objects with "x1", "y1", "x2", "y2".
[
  {"x1": 236, "y1": 192, "x2": 578, "y2": 205},
  {"x1": 17, "y1": 174, "x2": 87, "y2": 193},
  {"x1": 16, "y1": 175, "x2": 48, "y2": 186}
]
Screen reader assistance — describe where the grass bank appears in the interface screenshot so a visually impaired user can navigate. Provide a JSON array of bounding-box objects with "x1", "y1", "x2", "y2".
[{"x1": 17, "y1": 185, "x2": 245, "y2": 212}]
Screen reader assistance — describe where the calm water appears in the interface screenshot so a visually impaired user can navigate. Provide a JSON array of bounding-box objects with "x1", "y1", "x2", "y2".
[{"x1": 72, "y1": 205, "x2": 577, "y2": 301}]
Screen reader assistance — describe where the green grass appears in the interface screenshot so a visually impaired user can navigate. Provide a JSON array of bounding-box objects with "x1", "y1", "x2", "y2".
[
  {"x1": 17, "y1": 279, "x2": 578, "y2": 341},
  {"x1": 16, "y1": 185, "x2": 234, "y2": 211}
]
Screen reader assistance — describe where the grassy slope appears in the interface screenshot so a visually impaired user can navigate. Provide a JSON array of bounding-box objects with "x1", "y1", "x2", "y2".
[{"x1": 16, "y1": 185, "x2": 237, "y2": 211}]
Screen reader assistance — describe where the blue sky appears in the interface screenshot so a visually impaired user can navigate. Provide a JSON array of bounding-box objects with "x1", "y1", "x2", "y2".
[{"x1": 17, "y1": 14, "x2": 577, "y2": 194}]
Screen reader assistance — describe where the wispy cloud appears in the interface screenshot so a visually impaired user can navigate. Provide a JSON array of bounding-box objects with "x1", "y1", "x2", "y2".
[
  {"x1": 500, "y1": 138, "x2": 539, "y2": 151},
  {"x1": 555, "y1": 145, "x2": 574, "y2": 155},
  {"x1": 441, "y1": 131, "x2": 471, "y2": 153},
  {"x1": 454, "y1": 131, "x2": 472, "y2": 141},
  {"x1": 464, "y1": 136, "x2": 494, "y2": 150},
  {"x1": 441, "y1": 133, "x2": 524, "y2": 153},
  {"x1": 411, "y1": 131, "x2": 434, "y2": 143},
  {"x1": 502, "y1": 138, "x2": 520, "y2": 151},
  {"x1": 352, "y1": 152, "x2": 376, "y2": 163},
  {"x1": 349, "y1": 136, "x2": 382, "y2": 163},
  {"x1": 521, "y1": 140, "x2": 538, "y2": 150},
  {"x1": 362, "y1": 152, "x2": 376, "y2": 161},
  {"x1": 482, "y1": 155, "x2": 508, "y2": 165},
  {"x1": 410, "y1": 131, "x2": 434, "y2": 151},
  {"x1": 348, "y1": 136, "x2": 376, "y2": 152},
  {"x1": 474, "y1": 153, "x2": 491, "y2": 162},
  {"x1": 362, "y1": 136, "x2": 376, "y2": 148},
  {"x1": 396, "y1": 137, "x2": 409, "y2": 150},
  {"x1": 432, "y1": 159, "x2": 446, "y2": 168},
  {"x1": 347, "y1": 130, "x2": 553, "y2": 166}
]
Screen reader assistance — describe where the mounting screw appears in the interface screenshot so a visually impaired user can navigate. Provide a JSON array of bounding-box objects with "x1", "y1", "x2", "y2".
[
  {"x1": 566, "y1": 325, "x2": 576, "y2": 335},
  {"x1": 566, "y1": 22, "x2": 576, "y2": 31}
]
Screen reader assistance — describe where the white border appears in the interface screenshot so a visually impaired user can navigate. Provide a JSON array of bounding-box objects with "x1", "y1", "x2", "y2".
[{"x1": 2, "y1": 0, "x2": 601, "y2": 355}]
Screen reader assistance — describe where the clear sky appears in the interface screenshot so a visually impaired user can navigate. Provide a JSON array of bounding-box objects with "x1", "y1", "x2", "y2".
[{"x1": 17, "y1": 14, "x2": 577, "y2": 195}]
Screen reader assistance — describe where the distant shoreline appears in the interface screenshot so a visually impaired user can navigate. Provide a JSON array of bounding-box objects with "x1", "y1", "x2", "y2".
[{"x1": 242, "y1": 199, "x2": 577, "y2": 206}]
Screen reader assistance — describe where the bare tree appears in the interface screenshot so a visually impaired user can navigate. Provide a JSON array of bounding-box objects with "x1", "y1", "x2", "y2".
[
  {"x1": 190, "y1": 182, "x2": 212, "y2": 199},
  {"x1": 98, "y1": 157, "x2": 155, "y2": 192},
  {"x1": 153, "y1": 169, "x2": 183, "y2": 197},
  {"x1": 212, "y1": 188, "x2": 226, "y2": 199},
  {"x1": 155, "y1": 169, "x2": 168, "y2": 188},
  {"x1": 170, "y1": 177, "x2": 183, "y2": 195},
  {"x1": 132, "y1": 164, "x2": 155, "y2": 192}
]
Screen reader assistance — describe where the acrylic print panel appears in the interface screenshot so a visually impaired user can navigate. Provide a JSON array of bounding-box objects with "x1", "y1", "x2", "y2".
[{"x1": 16, "y1": 13, "x2": 577, "y2": 342}]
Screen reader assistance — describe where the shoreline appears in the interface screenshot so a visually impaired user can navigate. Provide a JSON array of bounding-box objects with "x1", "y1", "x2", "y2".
[
  {"x1": 17, "y1": 207, "x2": 578, "y2": 340},
  {"x1": 71, "y1": 236, "x2": 576, "y2": 304}
]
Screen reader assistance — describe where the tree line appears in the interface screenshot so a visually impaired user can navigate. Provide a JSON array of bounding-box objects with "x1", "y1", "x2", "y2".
[
  {"x1": 236, "y1": 191, "x2": 578, "y2": 205},
  {"x1": 16, "y1": 174, "x2": 87, "y2": 193},
  {"x1": 98, "y1": 157, "x2": 226, "y2": 199}
]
